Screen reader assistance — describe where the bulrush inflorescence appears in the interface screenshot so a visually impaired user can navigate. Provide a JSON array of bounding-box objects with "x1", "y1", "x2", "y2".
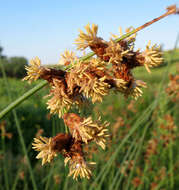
[
  {"x1": 32, "y1": 113, "x2": 108, "y2": 179},
  {"x1": 23, "y1": 5, "x2": 178, "y2": 180}
]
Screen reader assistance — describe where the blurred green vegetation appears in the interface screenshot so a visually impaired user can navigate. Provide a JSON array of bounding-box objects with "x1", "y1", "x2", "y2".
[
  {"x1": 0, "y1": 49, "x2": 179, "y2": 189},
  {"x1": 0, "y1": 56, "x2": 28, "y2": 78}
]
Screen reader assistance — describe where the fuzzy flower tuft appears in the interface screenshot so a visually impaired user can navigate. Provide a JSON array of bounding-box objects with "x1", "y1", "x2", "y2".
[
  {"x1": 64, "y1": 113, "x2": 109, "y2": 149},
  {"x1": 142, "y1": 41, "x2": 163, "y2": 73},
  {"x1": 59, "y1": 50, "x2": 77, "y2": 66},
  {"x1": 128, "y1": 80, "x2": 147, "y2": 99},
  {"x1": 32, "y1": 136, "x2": 57, "y2": 165},
  {"x1": 46, "y1": 79, "x2": 73, "y2": 118},
  {"x1": 75, "y1": 23, "x2": 101, "y2": 50},
  {"x1": 105, "y1": 40, "x2": 132, "y2": 64},
  {"x1": 66, "y1": 59, "x2": 110, "y2": 103},
  {"x1": 23, "y1": 57, "x2": 45, "y2": 83},
  {"x1": 79, "y1": 116, "x2": 109, "y2": 149},
  {"x1": 64, "y1": 157, "x2": 95, "y2": 180},
  {"x1": 81, "y1": 76, "x2": 110, "y2": 103}
]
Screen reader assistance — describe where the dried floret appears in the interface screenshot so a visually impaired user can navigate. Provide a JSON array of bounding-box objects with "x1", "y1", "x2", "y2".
[
  {"x1": 46, "y1": 79, "x2": 73, "y2": 117},
  {"x1": 64, "y1": 113, "x2": 109, "y2": 149},
  {"x1": 23, "y1": 57, "x2": 45, "y2": 83},
  {"x1": 66, "y1": 59, "x2": 110, "y2": 103},
  {"x1": 142, "y1": 41, "x2": 163, "y2": 73},
  {"x1": 105, "y1": 40, "x2": 132, "y2": 64},
  {"x1": 32, "y1": 136, "x2": 57, "y2": 165},
  {"x1": 59, "y1": 50, "x2": 77, "y2": 66},
  {"x1": 113, "y1": 78, "x2": 127, "y2": 92},
  {"x1": 80, "y1": 75, "x2": 110, "y2": 103},
  {"x1": 75, "y1": 23, "x2": 100, "y2": 50},
  {"x1": 64, "y1": 156, "x2": 95, "y2": 180},
  {"x1": 123, "y1": 80, "x2": 147, "y2": 99}
]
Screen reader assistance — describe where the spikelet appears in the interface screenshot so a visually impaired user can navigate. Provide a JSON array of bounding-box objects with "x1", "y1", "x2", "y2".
[
  {"x1": 72, "y1": 116, "x2": 109, "y2": 149},
  {"x1": 59, "y1": 50, "x2": 77, "y2": 66},
  {"x1": 23, "y1": 57, "x2": 45, "y2": 83},
  {"x1": 67, "y1": 59, "x2": 110, "y2": 103},
  {"x1": 32, "y1": 136, "x2": 57, "y2": 165},
  {"x1": 64, "y1": 157, "x2": 95, "y2": 180},
  {"x1": 75, "y1": 23, "x2": 100, "y2": 50},
  {"x1": 105, "y1": 40, "x2": 131, "y2": 64},
  {"x1": 128, "y1": 80, "x2": 147, "y2": 99},
  {"x1": 46, "y1": 79, "x2": 73, "y2": 117},
  {"x1": 81, "y1": 75, "x2": 110, "y2": 103},
  {"x1": 142, "y1": 41, "x2": 163, "y2": 73}
]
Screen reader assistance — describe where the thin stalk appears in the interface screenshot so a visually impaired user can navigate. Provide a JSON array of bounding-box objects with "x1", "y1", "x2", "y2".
[
  {"x1": 11, "y1": 137, "x2": 37, "y2": 190},
  {"x1": 169, "y1": 141, "x2": 174, "y2": 189},
  {"x1": 0, "y1": 80, "x2": 47, "y2": 119},
  {"x1": 44, "y1": 165, "x2": 54, "y2": 190},
  {"x1": 0, "y1": 64, "x2": 38, "y2": 190},
  {"x1": 136, "y1": 165, "x2": 149, "y2": 190},
  {"x1": 124, "y1": 125, "x2": 148, "y2": 190},
  {"x1": 154, "y1": 171, "x2": 171, "y2": 190},
  {"x1": 109, "y1": 134, "x2": 139, "y2": 190},
  {"x1": 11, "y1": 167, "x2": 23, "y2": 190},
  {"x1": 0, "y1": 7, "x2": 175, "y2": 119},
  {"x1": 1, "y1": 134, "x2": 9, "y2": 190},
  {"x1": 114, "y1": 133, "x2": 145, "y2": 190}
]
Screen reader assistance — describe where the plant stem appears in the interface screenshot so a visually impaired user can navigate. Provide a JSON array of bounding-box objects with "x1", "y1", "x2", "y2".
[
  {"x1": 1, "y1": 134, "x2": 9, "y2": 190},
  {"x1": 0, "y1": 79, "x2": 47, "y2": 119},
  {"x1": 0, "y1": 63, "x2": 38, "y2": 190}
]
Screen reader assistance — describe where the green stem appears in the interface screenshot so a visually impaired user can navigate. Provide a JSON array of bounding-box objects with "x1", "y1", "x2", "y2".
[
  {"x1": 1, "y1": 135, "x2": 9, "y2": 190},
  {"x1": 0, "y1": 80, "x2": 47, "y2": 119},
  {"x1": 124, "y1": 125, "x2": 148, "y2": 190},
  {"x1": 0, "y1": 63, "x2": 38, "y2": 190}
]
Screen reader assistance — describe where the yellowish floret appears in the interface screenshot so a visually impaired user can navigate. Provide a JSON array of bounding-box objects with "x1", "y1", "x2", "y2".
[{"x1": 32, "y1": 136, "x2": 57, "y2": 165}]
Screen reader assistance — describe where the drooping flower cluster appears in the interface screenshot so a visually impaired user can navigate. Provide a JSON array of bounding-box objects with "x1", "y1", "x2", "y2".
[
  {"x1": 23, "y1": 22, "x2": 165, "y2": 179},
  {"x1": 32, "y1": 113, "x2": 109, "y2": 179}
]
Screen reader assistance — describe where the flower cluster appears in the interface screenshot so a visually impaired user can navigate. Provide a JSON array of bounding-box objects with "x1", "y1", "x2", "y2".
[
  {"x1": 24, "y1": 24, "x2": 163, "y2": 116},
  {"x1": 32, "y1": 113, "x2": 108, "y2": 179},
  {"x1": 23, "y1": 23, "x2": 164, "y2": 179}
]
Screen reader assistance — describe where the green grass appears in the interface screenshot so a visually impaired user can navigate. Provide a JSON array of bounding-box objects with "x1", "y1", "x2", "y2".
[{"x1": 0, "y1": 50, "x2": 179, "y2": 189}]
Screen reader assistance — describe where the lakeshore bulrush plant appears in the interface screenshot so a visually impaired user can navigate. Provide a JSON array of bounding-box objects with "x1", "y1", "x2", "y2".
[{"x1": 23, "y1": 5, "x2": 179, "y2": 180}]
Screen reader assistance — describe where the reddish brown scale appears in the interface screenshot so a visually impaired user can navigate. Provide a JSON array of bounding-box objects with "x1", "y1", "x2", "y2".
[
  {"x1": 70, "y1": 141, "x2": 84, "y2": 157},
  {"x1": 118, "y1": 40, "x2": 129, "y2": 50},
  {"x1": 63, "y1": 113, "x2": 82, "y2": 132},
  {"x1": 40, "y1": 68, "x2": 66, "y2": 84},
  {"x1": 90, "y1": 42, "x2": 110, "y2": 62},
  {"x1": 62, "y1": 140, "x2": 84, "y2": 160},
  {"x1": 123, "y1": 52, "x2": 145, "y2": 69},
  {"x1": 52, "y1": 133, "x2": 73, "y2": 152},
  {"x1": 113, "y1": 63, "x2": 133, "y2": 82}
]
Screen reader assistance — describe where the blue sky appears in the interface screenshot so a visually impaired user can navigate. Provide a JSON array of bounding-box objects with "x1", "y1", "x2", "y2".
[{"x1": 0, "y1": 0, "x2": 179, "y2": 64}]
